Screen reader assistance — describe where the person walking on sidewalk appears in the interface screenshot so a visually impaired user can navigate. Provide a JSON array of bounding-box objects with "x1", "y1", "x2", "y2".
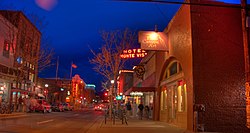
[
  {"x1": 144, "y1": 105, "x2": 150, "y2": 120},
  {"x1": 132, "y1": 101, "x2": 137, "y2": 118},
  {"x1": 125, "y1": 101, "x2": 132, "y2": 117},
  {"x1": 18, "y1": 97, "x2": 23, "y2": 112},
  {"x1": 138, "y1": 102, "x2": 144, "y2": 120}
]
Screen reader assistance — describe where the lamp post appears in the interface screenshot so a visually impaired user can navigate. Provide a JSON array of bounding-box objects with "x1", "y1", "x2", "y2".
[
  {"x1": 44, "y1": 84, "x2": 48, "y2": 100},
  {"x1": 109, "y1": 80, "x2": 115, "y2": 119}
]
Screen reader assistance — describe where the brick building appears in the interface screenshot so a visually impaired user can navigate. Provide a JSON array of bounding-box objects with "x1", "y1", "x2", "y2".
[
  {"x1": 0, "y1": 13, "x2": 17, "y2": 104},
  {"x1": 142, "y1": 1, "x2": 250, "y2": 132},
  {"x1": 37, "y1": 78, "x2": 71, "y2": 104},
  {"x1": 0, "y1": 11, "x2": 41, "y2": 110}
]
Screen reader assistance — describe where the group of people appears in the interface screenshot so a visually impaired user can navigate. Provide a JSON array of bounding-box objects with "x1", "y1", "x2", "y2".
[
  {"x1": 17, "y1": 96, "x2": 38, "y2": 112},
  {"x1": 125, "y1": 101, "x2": 151, "y2": 120}
]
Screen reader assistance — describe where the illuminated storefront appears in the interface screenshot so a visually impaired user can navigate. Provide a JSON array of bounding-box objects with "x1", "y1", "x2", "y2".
[
  {"x1": 0, "y1": 81, "x2": 11, "y2": 103},
  {"x1": 159, "y1": 61, "x2": 187, "y2": 128}
]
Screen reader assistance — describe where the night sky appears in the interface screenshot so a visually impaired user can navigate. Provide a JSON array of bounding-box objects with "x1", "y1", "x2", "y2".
[{"x1": 0, "y1": 0, "x2": 240, "y2": 92}]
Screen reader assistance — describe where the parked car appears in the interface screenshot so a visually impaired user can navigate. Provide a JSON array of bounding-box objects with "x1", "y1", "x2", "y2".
[
  {"x1": 30, "y1": 99, "x2": 51, "y2": 113},
  {"x1": 51, "y1": 103, "x2": 64, "y2": 112},
  {"x1": 62, "y1": 103, "x2": 73, "y2": 111}
]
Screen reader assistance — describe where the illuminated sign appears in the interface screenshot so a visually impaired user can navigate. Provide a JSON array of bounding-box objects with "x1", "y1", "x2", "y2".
[
  {"x1": 138, "y1": 31, "x2": 168, "y2": 51},
  {"x1": 119, "y1": 70, "x2": 134, "y2": 74},
  {"x1": 120, "y1": 49, "x2": 147, "y2": 59},
  {"x1": 130, "y1": 92, "x2": 143, "y2": 96},
  {"x1": 116, "y1": 95, "x2": 123, "y2": 100},
  {"x1": 86, "y1": 84, "x2": 96, "y2": 88}
]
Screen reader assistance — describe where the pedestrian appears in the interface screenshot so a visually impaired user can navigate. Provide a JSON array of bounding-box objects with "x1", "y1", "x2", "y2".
[
  {"x1": 18, "y1": 97, "x2": 23, "y2": 112},
  {"x1": 144, "y1": 105, "x2": 150, "y2": 119},
  {"x1": 132, "y1": 101, "x2": 137, "y2": 118},
  {"x1": 25, "y1": 97, "x2": 31, "y2": 113},
  {"x1": 23, "y1": 97, "x2": 26, "y2": 112},
  {"x1": 138, "y1": 102, "x2": 144, "y2": 120},
  {"x1": 125, "y1": 101, "x2": 132, "y2": 117}
]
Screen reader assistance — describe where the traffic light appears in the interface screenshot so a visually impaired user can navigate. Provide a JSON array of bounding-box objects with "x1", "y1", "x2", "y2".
[{"x1": 104, "y1": 92, "x2": 108, "y2": 96}]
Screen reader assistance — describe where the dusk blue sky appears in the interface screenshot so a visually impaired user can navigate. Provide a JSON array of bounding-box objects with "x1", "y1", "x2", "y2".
[{"x1": 0, "y1": 0, "x2": 241, "y2": 92}]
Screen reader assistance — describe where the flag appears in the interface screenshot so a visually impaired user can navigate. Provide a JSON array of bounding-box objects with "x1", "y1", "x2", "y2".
[{"x1": 72, "y1": 63, "x2": 77, "y2": 68}]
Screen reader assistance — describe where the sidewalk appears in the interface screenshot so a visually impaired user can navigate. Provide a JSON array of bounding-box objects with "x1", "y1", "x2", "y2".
[
  {"x1": 87, "y1": 116, "x2": 187, "y2": 133},
  {"x1": 0, "y1": 112, "x2": 27, "y2": 119},
  {"x1": 87, "y1": 116, "x2": 220, "y2": 133}
]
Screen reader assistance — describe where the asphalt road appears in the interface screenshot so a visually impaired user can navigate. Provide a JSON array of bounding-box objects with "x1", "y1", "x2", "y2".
[{"x1": 0, "y1": 109, "x2": 104, "y2": 133}]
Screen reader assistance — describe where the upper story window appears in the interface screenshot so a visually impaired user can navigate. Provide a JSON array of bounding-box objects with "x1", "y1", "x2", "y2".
[
  {"x1": 169, "y1": 62, "x2": 177, "y2": 76},
  {"x1": 164, "y1": 61, "x2": 182, "y2": 79},
  {"x1": 3, "y1": 40, "x2": 10, "y2": 58}
]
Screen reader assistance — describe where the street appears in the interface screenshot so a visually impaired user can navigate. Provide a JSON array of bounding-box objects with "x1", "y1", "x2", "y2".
[{"x1": 0, "y1": 109, "x2": 104, "y2": 133}]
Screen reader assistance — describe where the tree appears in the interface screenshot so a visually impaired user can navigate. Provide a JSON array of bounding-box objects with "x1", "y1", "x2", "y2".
[
  {"x1": 89, "y1": 28, "x2": 138, "y2": 118},
  {"x1": 90, "y1": 28, "x2": 137, "y2": 82},
  {"x1": 27, "y1": 12, "x2": 54, "y2": 73}
]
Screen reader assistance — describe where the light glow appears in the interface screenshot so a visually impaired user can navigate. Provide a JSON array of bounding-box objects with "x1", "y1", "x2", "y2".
[{"x1": 149, "y1": 32, "x2": 158, "y2": 40}]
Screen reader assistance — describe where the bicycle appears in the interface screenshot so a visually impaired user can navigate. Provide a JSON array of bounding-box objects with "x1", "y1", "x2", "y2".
[
  {"x1": 121, "y1": 109, "x2": 128, "y2": 125},
  {"x1": 0, "y1": 101, "x2": 13, "y2": 114}
]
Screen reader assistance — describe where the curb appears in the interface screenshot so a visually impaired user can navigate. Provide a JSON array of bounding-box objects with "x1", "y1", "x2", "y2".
[{"x1": 0, "y1": 113, "x2": 27, "y2": 120}]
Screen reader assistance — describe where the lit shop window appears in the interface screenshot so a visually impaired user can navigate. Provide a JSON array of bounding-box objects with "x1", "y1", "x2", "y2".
[{"x1": 177, "y1": 82, "x2": 187, "y2": 112}]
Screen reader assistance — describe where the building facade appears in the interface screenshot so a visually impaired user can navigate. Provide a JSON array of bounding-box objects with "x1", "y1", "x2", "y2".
[
  {"x1": 84, "y1": 84, "x2": 96, "y2": 105},
  {"x1": 71, "y1": 74, "x2": 86, "y2": 109},
  {"x1": 0, "y1": 11, "x2": 41, "y2": 111},
  {"x1": 0, "y1": 14, "x2": 17, "y2": 104},
  {"x1": 143, "y1": 1, "x2": 250, "y2": 132},
  {"x1": 37, "y1": 78, "x2": 71, "y2": 104}
]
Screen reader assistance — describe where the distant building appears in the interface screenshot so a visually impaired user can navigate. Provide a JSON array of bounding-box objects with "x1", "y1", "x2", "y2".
[
  {"x1": 37, "y1": 78, "x2": 71, "y2": 104},
  {"x1": 84, "y1": 84, "x2": 96, "y2": 104},
  {"x1": 72, "y1": 74, "x2": 86, "y2": 108}
]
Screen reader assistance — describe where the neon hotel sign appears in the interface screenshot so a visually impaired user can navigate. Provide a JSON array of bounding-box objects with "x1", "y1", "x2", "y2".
[{"x1": 120, "y1": 49, "x2": 147, "y2": 59}]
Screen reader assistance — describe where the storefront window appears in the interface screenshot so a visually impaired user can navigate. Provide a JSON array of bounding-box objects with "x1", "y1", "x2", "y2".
[
  {"x1": 161, "y1": 89, "x2": 167, "y2": 111},
  {"x1": 161, "y1": 90, "x2": 164, "y2": 111},
  {"x1": 176, "y1": 82, "x2": 187, "y2": 112}
]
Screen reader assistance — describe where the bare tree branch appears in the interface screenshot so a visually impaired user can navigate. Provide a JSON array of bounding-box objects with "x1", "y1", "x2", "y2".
[{"x1": 89, "y1": 28, "x2": 137, "y2": 83}]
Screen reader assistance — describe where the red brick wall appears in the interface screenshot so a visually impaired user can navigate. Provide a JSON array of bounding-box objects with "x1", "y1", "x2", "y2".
[{"x1": 191, "y1": 1, "x2": 249, "y2": 132}]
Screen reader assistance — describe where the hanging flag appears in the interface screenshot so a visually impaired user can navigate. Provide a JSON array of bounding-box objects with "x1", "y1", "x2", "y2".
[{"x1": 72, "y1": 63, "x2": 77, "y2": 68}]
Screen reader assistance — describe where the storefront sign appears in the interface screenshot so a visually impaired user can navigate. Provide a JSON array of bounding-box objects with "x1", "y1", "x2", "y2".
[
  {"x1": 116, "y1": 95, "x2": 123, "y2": 100},
  {"x1": 138, "y1": 31, "x2": 168, "y2": 51},
  {"x1": 120, "y1": 48, "x2": 147, "y2": 59},
  {"x1": 134, "y1": 65, "x2": 145, "y2": 80},
  {"x1": 130, "y1": 92, "x2": 143, "y2": 96}
]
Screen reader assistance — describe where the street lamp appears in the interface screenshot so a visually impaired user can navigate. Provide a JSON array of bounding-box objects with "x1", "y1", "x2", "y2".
[
  {"x1": 45, "y1": 84, "x2": 49, "y2": 100},
  {"x1": 108, "y1": 79, "x2": 115, "y2": 119}
]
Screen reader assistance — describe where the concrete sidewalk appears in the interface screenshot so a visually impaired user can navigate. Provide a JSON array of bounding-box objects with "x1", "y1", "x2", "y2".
[
  {"x1": 0, "y1": 112, "x2": 27, "y2": 119},
  {"x1": 87, "y1": 116, "x2": 187, "y2": 133}
]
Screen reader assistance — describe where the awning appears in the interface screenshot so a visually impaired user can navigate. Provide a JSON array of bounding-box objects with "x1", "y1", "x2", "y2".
[{"x1": 125, "y1": 87, "x2": 155, "y2": 96}]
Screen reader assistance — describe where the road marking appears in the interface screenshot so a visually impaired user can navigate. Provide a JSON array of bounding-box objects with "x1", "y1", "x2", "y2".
[{"x1": 37, "y1": 119, "x2": 54, "y2": 125}]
